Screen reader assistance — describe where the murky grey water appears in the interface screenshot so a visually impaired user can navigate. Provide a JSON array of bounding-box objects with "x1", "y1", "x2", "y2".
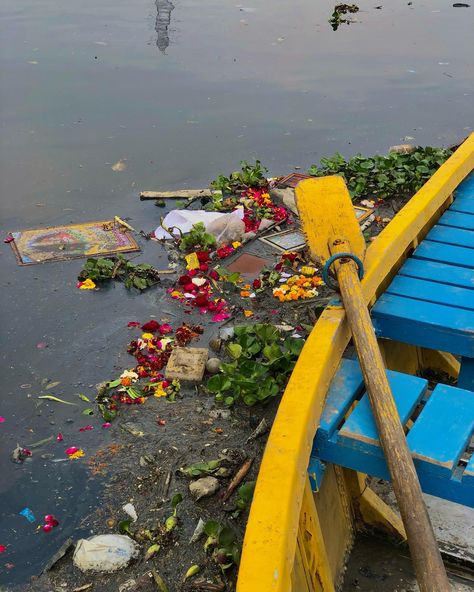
[{"x1": 0, "y1": 0, "x2": 473, "y2": 585}]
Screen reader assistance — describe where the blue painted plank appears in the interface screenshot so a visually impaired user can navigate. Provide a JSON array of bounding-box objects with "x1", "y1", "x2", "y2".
[
  {"x1": 311, "y1": 441, "x2": 474, "y2": 506},
  {"x1": 427, "y1": 225, "x2": 474, "y2": 249},
  {"x1": 385, "y1": 275, "x2": 474, "y2": 311},
  {"x1": 413, "y1": 240, "x2": 474, "y2": 268},
  {"x1": 407, "y1": 384, "x2": 474, "y2": 478},
  {"x1": 338, "y1": 372, "x2": 428, "y2": 445},
  {"x1": 458, "y1": 357, "x2": 474, "y2": 391},
  {"x1": 439, "y1": 211, "x2": 474, "y2": 231},
  {"x1": 398, "y1": 258, "x2": 474, "y2": 289},
  {"x1": 454, "y1": 171, "x2": 474, "y2": 201},
  {"x1": 317, "y1": 358, "x2": 364, "y2": 439},
  {"x1": 464, "y1": 450, "x2": 474, "y2": 489},
  {"x1": 451, "y1": 196, "x2": 474, "y2": 215},
  {"x1": 372, "y1": 293, "x2": 474, "y2": 357}
]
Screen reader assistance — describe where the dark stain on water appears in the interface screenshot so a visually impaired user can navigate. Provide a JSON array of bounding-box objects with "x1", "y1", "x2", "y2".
[{"x1": 0, "y1": 0, "x2": 473, "y2": 586}]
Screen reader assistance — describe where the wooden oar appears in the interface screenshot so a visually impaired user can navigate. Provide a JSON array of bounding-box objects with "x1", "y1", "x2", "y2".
[{"x1": 296, "y1": 176, "x2": 451, "y2": 592}]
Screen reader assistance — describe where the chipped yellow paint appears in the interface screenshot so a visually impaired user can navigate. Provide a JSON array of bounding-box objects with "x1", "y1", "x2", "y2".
[
  {"x1": 296, "y1": 176, "x2": 366, "y2": 265},
  {"x1": 236, "y1": 133, "x2": 474, "y2": 592}
]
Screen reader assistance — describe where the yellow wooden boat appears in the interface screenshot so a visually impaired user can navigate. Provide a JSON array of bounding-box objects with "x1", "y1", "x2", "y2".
[{"x1": 237, "y1": 132, "x2": 474, "y2": 591}]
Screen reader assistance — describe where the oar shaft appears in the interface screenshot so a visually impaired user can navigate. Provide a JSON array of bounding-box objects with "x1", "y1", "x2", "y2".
[{"x1": 332, "y1": 243, "x2": 451, "y2": 592}]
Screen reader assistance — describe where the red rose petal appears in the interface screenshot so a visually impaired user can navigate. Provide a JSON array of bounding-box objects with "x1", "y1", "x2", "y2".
[{"x1": 141, "y1": 320, "x2": 160, "y2": 332}]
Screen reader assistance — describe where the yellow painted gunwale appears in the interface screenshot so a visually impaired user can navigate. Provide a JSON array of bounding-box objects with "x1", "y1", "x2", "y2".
[{"x1": 237, "y1": 133, "x2": 474, "y2": 592}]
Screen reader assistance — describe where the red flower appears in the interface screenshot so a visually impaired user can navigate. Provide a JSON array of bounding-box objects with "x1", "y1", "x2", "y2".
[
  {"x1": 208, "y1": 270, "x2": 219, "y2": 280},
  {"x1": 127, "y1": 321, "x2": 141, "y2": 328},
  {"x1": 252, "y1": 278, "x2": 262, "y2": 289},
  {"x1": 188, "y1": 269, "x2": 198, "y2": 277},
  {"x1": 142, "y1": 320, "x2": 160, "y2": 332},
  {"x1": 196, "y1": 251, "x2": 210, "y2": 263},
  {"x1": 199, "y1": 263, "x2": 209, "y2": 272},
  {"x1": 44, "y1": 515, "x2": 59, "y2": 526},
  {"x1": 195, "y1": 294, "x2": 209, "y2": 307},
  {"x1": 184, "y1": 283, "x2": 196, "y2": 293},
  {"x1": 178, "y1": 275, "x2": 191, "y2": 285},
  {"x1": 216, "y1": 246, "x2": 234, "y2": 259},
  {"x1": 161, "y1": 380, "x2": 170, "y2": 388},
  {"x1": 159, "y1": 324, "x2": 173, "y2": 335}
]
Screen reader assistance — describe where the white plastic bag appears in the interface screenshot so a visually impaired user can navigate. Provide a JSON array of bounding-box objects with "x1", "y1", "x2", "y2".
[
  {"x1": 207, "y1": 211, "x2": 245, "y2": 245},
  {"x1": 73, "y1": 534, "x2": 139, "y2": 572}
]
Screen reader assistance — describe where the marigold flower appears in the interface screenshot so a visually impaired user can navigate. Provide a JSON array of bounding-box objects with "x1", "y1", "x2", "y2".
[
  {"x1": 66, "y1": 447, "x2": 85, "y2": 460},
  {"x1": 77, "y1": 278, "x2": 96, "y2": 290}
]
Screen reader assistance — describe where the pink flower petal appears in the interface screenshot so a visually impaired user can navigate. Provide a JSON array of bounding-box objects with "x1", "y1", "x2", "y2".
[
  {"x1": 56, "y1": 433, "x2": 63, "y2": 442},
  {"x1": 127, "y1": 321, "x2": 141, "y2": 328},
  {"x1": 42, "y1": 524, "x2": 53, "y2": 533},
  {"x1": 65, "y1": 447, "x2": 78, "y2": 456},
  {"x1": 0, "y1": 417, "x2": 5, "y2": 423},
  {"x1": 102, "y1": 422, "x2": 112, "y2": 429},
  {"x1": 211, "y1": 312, "x2": 231, "y2": 323},
  {"x1": 0, "y1": 545, "x2": 6, "y2": 553},
  {"x1": 79, "y1": 425, "x2": 94, "y2": 432}
]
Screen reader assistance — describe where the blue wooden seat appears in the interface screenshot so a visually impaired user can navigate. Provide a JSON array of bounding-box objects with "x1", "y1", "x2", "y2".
[
  {"x1": 372, "y1": 172, "x2": 474, "y2": 390},
  {"x1": 310, "y1": 359, "x2": 474, "y2": 507}
]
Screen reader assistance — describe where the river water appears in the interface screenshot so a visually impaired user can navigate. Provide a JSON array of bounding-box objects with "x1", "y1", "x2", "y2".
[{"x1": 0, "y1": 0, "x2": 473, "y2": 586}]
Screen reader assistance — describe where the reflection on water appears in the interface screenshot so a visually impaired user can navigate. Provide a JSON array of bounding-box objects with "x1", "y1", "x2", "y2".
[
  {"x1": 155, "y1": 0, "x2": 174, "y2": 53},
  {"x1": 0, "y1": 0, "x2": 473, "y2": 585}
]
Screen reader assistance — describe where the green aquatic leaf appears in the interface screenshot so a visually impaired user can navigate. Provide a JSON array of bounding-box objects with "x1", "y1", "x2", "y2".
[{"x1": 78, "y1": 393, "x2": 91, "y2": 402}]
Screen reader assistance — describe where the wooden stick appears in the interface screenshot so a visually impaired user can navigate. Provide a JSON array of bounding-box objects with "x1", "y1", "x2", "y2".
[
  {"x1": 221, "y1": 457, "x2": 254, "y2": 502},
  {"x1": 331, "y1": 238, "x2": 451, "y2": 592},
  {"x1": 139, "y1": 189, "x2": 219, "y2": 201}
]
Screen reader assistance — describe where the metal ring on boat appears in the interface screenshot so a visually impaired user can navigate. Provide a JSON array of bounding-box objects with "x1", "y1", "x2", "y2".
[{"x1": 322, "y1": 252, "x2": 364, "y2": 291}]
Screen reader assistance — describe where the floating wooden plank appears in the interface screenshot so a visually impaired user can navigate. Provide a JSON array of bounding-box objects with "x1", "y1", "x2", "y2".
[
  {"x1": 407, "y1": 384, "x2": 474, "y2": 478},
  {"x1": 438, "y1": 210, "x2": 474, "y2": 231},
  {"x1": 372, "y1": 293, "x2": 474, "y2": 357},
  {"x1": 413, "y1": 240, "x2": 474, "y2": 268},
  {"x1": 398, "y1": 258, "x2": 474, "y2": 289},
  {"x1": 426, "y1": 225, "x2": 474, "y2": 249},
  {"x1": 139, "y1": 189, "x2": 220, "y2": 201},
  {"x1": 385, "y1": 275, "x2": 474, "y2": 311}
]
